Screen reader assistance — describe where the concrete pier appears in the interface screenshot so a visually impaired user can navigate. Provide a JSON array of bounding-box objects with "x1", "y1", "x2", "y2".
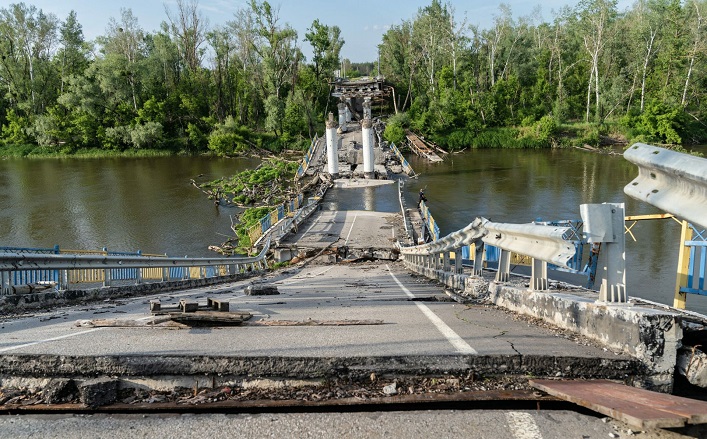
[
  {"x1": 361, "y1": 118, "x2": 375, "y2": 179},
  {"x1": 337, "y1": 102, "x2": 347, "y2": 133},
  {"x1": 325, "y1": 113, "x2": 339, "y2": 178}
]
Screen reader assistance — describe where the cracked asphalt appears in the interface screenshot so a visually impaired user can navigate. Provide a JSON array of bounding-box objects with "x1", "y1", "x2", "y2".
[{"x1": 1, "y1": 261, "x2": 629, "y2": 364}]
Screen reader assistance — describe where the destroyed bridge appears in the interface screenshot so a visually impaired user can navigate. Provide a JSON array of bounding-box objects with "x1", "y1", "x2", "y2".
[{"x1": 1, "y1": 81, "x2": 707, "y2": 431}]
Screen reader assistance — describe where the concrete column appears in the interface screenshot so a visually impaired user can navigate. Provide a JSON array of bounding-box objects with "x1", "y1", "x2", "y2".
[
  {"x1": 325, "y1": 112, "x2": 339, "y2": 178},
  {"x1": 361, "y1": 118, "x2": 375, "y2": 178},
  {"x1": 363, "y1": 97, "x2": 372, "y2": 120},
  {"x1": 345, "y1": 98, "x2": 352, "y2": 123},
  {"x1": 337, "y1": 102, "x2": 347, "y2": 132}
]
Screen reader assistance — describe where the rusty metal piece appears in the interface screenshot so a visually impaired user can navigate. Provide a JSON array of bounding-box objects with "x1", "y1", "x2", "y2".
[{"x1": 0, "y1": 390, "x2": 559, "y2": 414}]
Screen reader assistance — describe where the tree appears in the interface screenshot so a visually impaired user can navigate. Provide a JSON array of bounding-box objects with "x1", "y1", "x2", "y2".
[
  {"x1": 576, "y1": 0, "x2": 618, "y2": 123},
  {"x1": 0, "y1": 3, "x2": 59, "y2": 116},
  {"x1": 164, "y1": 0, "x2": 207, "y2": 74},
  {"x1": 304, "y1": 19, "x2": 343, "y2": 83}
]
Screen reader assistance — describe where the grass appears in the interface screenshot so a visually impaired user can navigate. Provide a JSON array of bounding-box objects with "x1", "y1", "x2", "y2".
[{"x1": 0, "y1": 144, "x2": 186, "y2": 159}]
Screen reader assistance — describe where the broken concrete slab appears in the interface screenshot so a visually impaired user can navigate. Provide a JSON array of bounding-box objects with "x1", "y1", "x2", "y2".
[
  {"x1": 79, "y1": 377, "x2": 118, "y2": 408},
  {"x1": 677, "y1": 346, "x2": 707, "y2": 387},
  {"x1": 41, "y1": 378, "x2": 76, "y2": 404}
]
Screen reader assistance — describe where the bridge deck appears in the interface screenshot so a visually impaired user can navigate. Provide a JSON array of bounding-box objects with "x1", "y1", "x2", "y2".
[
  {"x1": 276, "y1": 209, "x2": 401, "y2": 260},
  {"x1": 0, "y1": 262, "x2": 635, "y2": 379}
]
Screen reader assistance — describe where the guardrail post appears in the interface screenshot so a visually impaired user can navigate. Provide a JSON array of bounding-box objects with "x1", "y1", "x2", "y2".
[
  {"x1": 1, "y1": 271, "x2": 8, "y2": 295},
  {"x1": 673, "y1": 220, "x2": 694, "y2": 309},
  {"x1": 59, "y1": 269, "x2": 68, "y2": 290},
  {"x1": 443, "y1": 251, "x2": 451, "y2": 272},
  {"x1": 473, "y1": 243, "x2": 485, "y2": 276},
  {"x1": 581, "y1": 203, "x2": 627, "y2": 303},
  {"x1": 102, "y1": 247, "x2": 110, "y2": 287},
  {"x1": 454, "y1": 248, "x2": 463, "y2": 274},
  {"x1": 531, "y1": 258, "x2": 548, "y2": 291},
  {"x1": 496, "y1": 249, "x2": 511, "y2": 282}
]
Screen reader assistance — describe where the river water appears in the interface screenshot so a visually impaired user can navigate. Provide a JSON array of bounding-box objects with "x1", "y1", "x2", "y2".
[
  {"x1": 0, "y1": 156, "x2": 259, "y2": 257},
  {"x1": 1, "y1": 149, "x2": 705, "y2": 314}
]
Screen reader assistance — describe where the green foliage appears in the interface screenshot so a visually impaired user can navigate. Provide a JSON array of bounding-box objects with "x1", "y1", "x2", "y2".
[
  {"x1": 201, "y1": 158, "x2": 298, "y2": 205},
  {"x1": 534, "y1": 116, "x2": 558, "y2": 142},
  {"x1": 621, "y1": 101, "x2": 687, "y2": 145},
  {"x1": 207, "y1": 117, "x2": 255, "y2": 155},
  {"x1": 1, "y1": 110, "x2": 33, "y2": 145}
]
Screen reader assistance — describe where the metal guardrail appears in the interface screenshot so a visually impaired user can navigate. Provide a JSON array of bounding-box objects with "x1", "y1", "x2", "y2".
[
  {"x1": 389, "y1": 142, "x2": 415, "y2": 176},
  {"x1": 624, "y1": 143, "x2": 707, "y2": 308},
  {"x1": 0, "y1": 240, "x2": 270, "y2": 295},
  {"x1": 397, "y1": 180, "x2": 413, "y2": 243},
  {"x1": 624, "y1": 143, "x2": 707, "y2": 229},
  {"x1": 418, "y1": 200, "x2": 440, "y2": 241},
  {"x1": 247, "y1": 194, "x2": 304, "y2": 246},
  {"x1": 295, "y1": 135, "x2": 320, "y2": 179},
  {"x1": 399, "y1": 216, "x2": 577, "y2": 292}
]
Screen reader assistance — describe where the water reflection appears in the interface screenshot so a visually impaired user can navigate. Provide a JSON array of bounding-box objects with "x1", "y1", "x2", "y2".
[
  {"x1": 0, "y1": 156, "x2": 260, "y2": 257},
  {"x1": 1, "y1": 149, "x2": 705, "y2": 314}
]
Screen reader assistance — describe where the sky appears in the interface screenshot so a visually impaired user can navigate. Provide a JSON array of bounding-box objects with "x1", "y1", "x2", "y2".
[{"x1": 23, "y1": 0, "x2": 633, "y2": 63}]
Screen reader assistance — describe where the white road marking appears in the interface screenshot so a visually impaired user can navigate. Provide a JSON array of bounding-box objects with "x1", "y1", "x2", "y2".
[
  {"x1": 386, "y1": 265, "x2": 477, "y2": 354},
  {"x1": 506, "y1": 412, "x2": 544, "y2": 439},
  {"x1": 344, "y1": 214, "x2": 358, "y2": 245},
  {"x1": 0, "y1": 328, "x2": 103, "y2": 353}
]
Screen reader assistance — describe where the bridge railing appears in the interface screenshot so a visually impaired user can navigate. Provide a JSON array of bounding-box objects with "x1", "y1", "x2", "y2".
[
  {"x1": 399, "y1": 216, "x2": 579, "y2": 293},
  {"x1": 247, "y1": 194, "x2": 305, "y2": 246},
  {"x1": 623, "y1": 144, "x2": 707, "y2": 308},
  {"x1": 389, "y1": 142, "x2": 415, "y2": 176},
  {"x1": 418, "y1": 200, "x2": 441, "y2": 242},
  {"x1": 0, "y1": 240, "x2": 270, "y2": 295},
  {"x1": 295, "y1": 134, "x2": 320, "y2": 180}
]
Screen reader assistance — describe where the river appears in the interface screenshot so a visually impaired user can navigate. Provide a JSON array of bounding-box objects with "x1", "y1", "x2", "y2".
[
  {"x1": 1, "y1": 149, "x2": 705, "y2": 314},
  {"x1": 0, "y1": 156, "x2": 259, "y2": 257}
]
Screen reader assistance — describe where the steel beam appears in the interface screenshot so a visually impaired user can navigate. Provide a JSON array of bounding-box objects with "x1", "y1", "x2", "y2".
[{"x1": 624, "y1": 143, "x2": 707, "y2": 229}]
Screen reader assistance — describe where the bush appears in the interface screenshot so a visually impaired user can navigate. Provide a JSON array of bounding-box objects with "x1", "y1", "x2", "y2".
[
  {"x1": 534, "y1": 115, "x2": 558, "y2": 142},
  {"x1": 130, "y1": 122, "x2": 164, "y2": 149}
]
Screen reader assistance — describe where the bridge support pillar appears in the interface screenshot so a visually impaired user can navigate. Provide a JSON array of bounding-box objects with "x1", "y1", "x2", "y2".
[
  {"x1": 325, "y1": 113, "x2": 339, "y2": 178},
  {"x1": 362, "y1": 118, "x2": 375, "y2": 179},
  {"x1": 337, "y1": 102, "x2": 347, "y2": 133},
  {"x1": 363, "y1": 97, "x2": 372, "y2": 120},
  {"x1": 345, "y1": 98, "x2": 352, "y2": 123}
]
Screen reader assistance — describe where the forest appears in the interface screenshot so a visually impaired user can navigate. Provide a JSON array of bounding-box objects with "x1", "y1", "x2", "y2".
[{"x1": 0, "y1": 0, "x2": 705, "y2": 157}]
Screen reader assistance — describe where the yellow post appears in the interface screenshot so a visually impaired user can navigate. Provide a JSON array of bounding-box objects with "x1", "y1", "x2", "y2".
[{"x1": 673, "y1": 220, "x2": 694, "y2": 309}]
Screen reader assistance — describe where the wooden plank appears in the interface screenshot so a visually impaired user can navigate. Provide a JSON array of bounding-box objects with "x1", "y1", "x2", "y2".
[
  {"x1": 569, "y1": 380, "x2": 707, "y2": 424},
  {"x1": 530, "y1": 379, "x2": 688, "y2": 429}
]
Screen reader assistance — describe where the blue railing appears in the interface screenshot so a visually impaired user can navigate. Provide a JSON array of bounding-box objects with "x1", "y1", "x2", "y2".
[
  {"x1": 390, "y1": 142, "x2": 414, "y2": 176},
  {"x1": 418, "y1": 201, "x2": 440, "y2": 241},
  {"x1": 296, "y1": 135, "x2": 319, "y2": 179},
  {"x1": 681, "y1": 241, "x2": 706, "y2": 296}
]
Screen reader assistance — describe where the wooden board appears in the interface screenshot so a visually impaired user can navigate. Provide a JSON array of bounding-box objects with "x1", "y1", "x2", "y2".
[
  {"x1": 406, "y1": 131, "x2": 443, "y2": 163},
  {"x1": 530, "y1": 379, "x2": 707, "y2": 429}
]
